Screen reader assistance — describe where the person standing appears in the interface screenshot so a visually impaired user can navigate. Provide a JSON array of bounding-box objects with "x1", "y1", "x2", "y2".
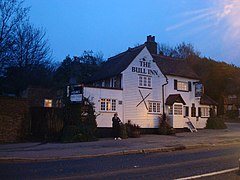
[{"x1": 112, "y1": 113, "x2": 122, "y2": 140}]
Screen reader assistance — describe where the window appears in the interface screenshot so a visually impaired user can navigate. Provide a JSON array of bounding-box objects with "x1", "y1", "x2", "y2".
[
  {"x1": 200, "y1": 107, "x2": 210, "y2": 117},
  {"x1": 174, "y1": 80, "x2": 191, "y2": 91},
  {"x1": 184, "y1": 106, "x2": 189, "y2": 117},
  {"x1": 174, "y1": 104, "x2": 183, "y2": 115},
  {"x1": 139, "y1": 75, "x2": 152, "y2": 88},
  {"x1": 168, "y1": 106, "x2": 173, "y2": 115},
  {"x1": 148, "y1": 101, "x2": 160, "y2": 113},
  {"x1": 191, "y1": 103, "x2": 196, "y2": 117},
  {"x1": 177, "y1": 81, "x2": 188, "y2": 91},
  {"x1": 100, "y1": 98, "x2": 117, "y2": 111},
  {"x1": 44, "y1": 99, "x2": 52, "y2": 108}
]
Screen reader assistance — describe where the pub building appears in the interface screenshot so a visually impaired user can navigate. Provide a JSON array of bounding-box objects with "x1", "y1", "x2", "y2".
[{"x1": 80, "y1": 35, "x2": 217, "y2": 131}]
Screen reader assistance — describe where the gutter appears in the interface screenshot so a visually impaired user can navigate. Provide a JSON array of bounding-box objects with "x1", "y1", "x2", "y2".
[{"x1": 162, "y1": 75, "x2": 168, "y2": 120}]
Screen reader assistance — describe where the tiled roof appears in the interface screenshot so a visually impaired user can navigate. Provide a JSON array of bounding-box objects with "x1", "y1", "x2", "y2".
[
  {"x1": 87, "y1": 43, "x2": 200, "y2": 83},
  {"x1": 152, "y1": 55, "x2": 199, "y2": 79},
  {"x1": 165, "y1": 94, "x2": 186, "y2": 105},
  {"x1": 200, "y1": 94, "x2": 218, "y2": 105},
  {"x1": 87, "y1": 45, "x2": 145, "y2": 83}
]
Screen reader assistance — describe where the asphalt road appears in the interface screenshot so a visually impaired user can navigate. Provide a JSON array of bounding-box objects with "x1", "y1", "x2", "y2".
[{"x1": 1, "y1": 145, "x2": 240, "y2": 180}]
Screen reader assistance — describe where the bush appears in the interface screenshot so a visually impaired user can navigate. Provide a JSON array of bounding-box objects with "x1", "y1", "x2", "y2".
[
  {"x1": 120, "y1": 124, "x2": 128, "y2": 139},
  {"x1": 225, "y1": 110, "x2": 239, "y2": 119},
  {"x1": 158, "y1": 115, "x2": 175, "y2": 135},
  {"x1": 60, "y1": 99, "x2": 97, "y2": 142},
  {"x1": 125, "y1": 120, "x2": 141, "y2": 138},
  {"x1": 206, "y1": 116, "x2": 227, "y2": 129}
]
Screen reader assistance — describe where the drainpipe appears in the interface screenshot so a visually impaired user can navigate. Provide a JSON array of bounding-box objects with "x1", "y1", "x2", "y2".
[{"x1": 162, "y1": 75, "x2": 168, "y2": 121}]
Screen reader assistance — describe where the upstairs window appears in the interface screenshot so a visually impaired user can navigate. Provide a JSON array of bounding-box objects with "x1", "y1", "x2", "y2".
[
  {"x1": 174, "y1": 80, "x2": 192, "y2": 92},
  {"x1": 139, "y1": 75, "x2": 152, "y2": 88}
]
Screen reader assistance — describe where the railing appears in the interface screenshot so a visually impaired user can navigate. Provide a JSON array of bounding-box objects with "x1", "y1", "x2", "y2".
[{"x1": 186, "y1": 118, "x2": 197, "y2": 132}]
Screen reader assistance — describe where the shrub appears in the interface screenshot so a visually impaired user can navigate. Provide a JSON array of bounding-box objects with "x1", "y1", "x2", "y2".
[
  {"x1": 125, "y1": 120, "x2": 141, "y2": 138},
  {"x1": 225, "y1": 110, "x2": 239, "y2": 119},
  {"x1": 120, "y1": 124, "x2": 128, "y2": 139},
  {"x1": 206, "y1": 116, "x2": 227, "y2": 129},
  {"x1": 158, "y1": 115, "x2": 175, "y2": 135},
  {"x1": 61, "y1": 99, "x2": 97, "y2": 142}
]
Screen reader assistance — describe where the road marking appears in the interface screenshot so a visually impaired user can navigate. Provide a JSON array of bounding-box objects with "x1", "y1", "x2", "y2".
[{"x1": 175, "y1": 167, "x2": 239, "y2": 180}]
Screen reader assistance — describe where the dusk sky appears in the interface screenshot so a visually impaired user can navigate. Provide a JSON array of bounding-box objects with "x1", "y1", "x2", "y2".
[{"x1": 25, "y1": 0, "x2": 240, "y2": 66}]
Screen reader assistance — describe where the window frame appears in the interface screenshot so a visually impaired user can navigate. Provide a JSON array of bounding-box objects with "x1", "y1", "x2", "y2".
[
  {"x1": 200, "y1": 107, "x2": 210, "y2": 117},
  {"x1": 100, "y1": 98, "x2": 117, "y2": 112},
  {"x1": 138, "y1": 75, "x2": 152, "y2": 89},
  {"x1": 174, "y1": 104, "x2": 183, "y2": 115},
  {"x1": 148, "y1": 101, "x2": 161, "y2": 114}
]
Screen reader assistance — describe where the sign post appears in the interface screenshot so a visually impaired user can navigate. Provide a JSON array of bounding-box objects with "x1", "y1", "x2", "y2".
[{"x1": 67, "y1": 85, "x2": 83, "y2": 103}]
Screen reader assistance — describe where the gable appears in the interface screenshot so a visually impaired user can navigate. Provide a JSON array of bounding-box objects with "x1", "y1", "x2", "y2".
[{"x1": 87, "y1": 45, "x2": 145, "y2": 83}]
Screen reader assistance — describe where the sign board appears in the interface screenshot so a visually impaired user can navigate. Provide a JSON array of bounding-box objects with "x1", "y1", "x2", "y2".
[
  {"x1": 67, "y1": 85, "x2": 83, "y2": 103},
  {"x1": 195, "y1": 83, "x2": 204, "y2": 97}
]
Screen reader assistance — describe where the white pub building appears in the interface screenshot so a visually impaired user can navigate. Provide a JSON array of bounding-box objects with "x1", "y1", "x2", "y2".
[{"x1": 82, "y1": 36, "x2": 217, "y2": 131}]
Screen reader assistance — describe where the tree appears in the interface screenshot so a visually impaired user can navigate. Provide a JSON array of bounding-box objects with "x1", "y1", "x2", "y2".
[
  {"x1": 12, "y1": 22, "x2": 51, "y2": 68},
  {"x1": 157, "y1": 42, "x2": 200, "y2": 59},
  {"x1": 0, "y1": 0, "x2": 53, "y2": 95},
  {"x1": 53, "y1": 51, "x2": 104, "y2": 88},
  {"x1": 0, "y1": 0, "x2": 29, "y2": 74}
]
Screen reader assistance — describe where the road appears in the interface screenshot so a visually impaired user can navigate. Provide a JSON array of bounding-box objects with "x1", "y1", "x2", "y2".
[{"x1": 0, "y1": 144, "x2": 240, "y2": 179}]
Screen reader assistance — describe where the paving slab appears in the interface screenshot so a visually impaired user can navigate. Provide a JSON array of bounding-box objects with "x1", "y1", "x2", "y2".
[{"x1": 0, "y1": 123, "x2": 240, "y2": 161}]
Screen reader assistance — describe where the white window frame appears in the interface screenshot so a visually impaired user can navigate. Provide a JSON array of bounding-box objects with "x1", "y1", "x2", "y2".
[
  {"x1": 148, "y1": 101, "x2": 161, "y2": 114},
  {"x1": 174, "y1": 104, "x2": 183, "y2": 115},
  {"x1": 177, "y1": 81, "x2": 188, "y2": 91},
  {"x1": 200, "y1": 107, "x2": 210, "y2": 117},
  {"x1": 100, "y1": 98, "x2": 117, "y2": 112},
  {"x1": 138, "y1": 75, "x2": 152, "y2": 88}
]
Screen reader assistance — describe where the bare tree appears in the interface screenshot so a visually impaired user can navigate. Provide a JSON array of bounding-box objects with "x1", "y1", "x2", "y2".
[
  {"x1": 13, "y1": 22, "x2": 51, "y2": 68},
  {"x1": 0, "y1": 0, "x2": 29, "y2": 73}
]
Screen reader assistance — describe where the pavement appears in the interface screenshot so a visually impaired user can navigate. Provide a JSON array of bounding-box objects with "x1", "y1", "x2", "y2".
[{"x1": 1, "y1": 123, "x2": 240, "y2": 162}]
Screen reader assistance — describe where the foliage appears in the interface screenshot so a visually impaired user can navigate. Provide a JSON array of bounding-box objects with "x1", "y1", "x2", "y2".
[
  {"x1": 119, "y1": 124, "x2": 128, "y2": 139},
  {"x1": 125, "y1": 120, "x2": 141, "y2": 138},
  {"x1": 225, "y1": 110, "x2": 239, "y2": 119},
  {"x1": 61, "y1": 99, "x2": 97, "y2": 142},
  {"x1": 158, "y1": 41, "x2": 240, "y2": 115},
  {"x1": 53, "y1": 51, "x2": 104, "y2": 88},
  {"x1": 205, "y1": 116, "x2": 227, "y2": 129},
  {"x1": 0, "y1": 0, "x2": 53, "y2": 95},
  {"x1": 158, "y1": 115, "x2": 175, "y2": 135}
]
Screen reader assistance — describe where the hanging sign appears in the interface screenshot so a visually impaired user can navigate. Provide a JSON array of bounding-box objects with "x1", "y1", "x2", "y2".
[
  {"x1": 67, "y1": 85, "x2": 83, "y2": 102},
  {"x1": 195, "y1": 83, "x2": 204, "y2": 97}
]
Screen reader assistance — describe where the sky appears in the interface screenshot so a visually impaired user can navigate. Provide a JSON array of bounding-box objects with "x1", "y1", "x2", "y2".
[{"x1": 24, "y1": 0, "x2": 240, "y2": 66}]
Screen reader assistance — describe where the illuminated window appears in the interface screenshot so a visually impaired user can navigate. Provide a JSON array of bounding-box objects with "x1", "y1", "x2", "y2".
[
  {"x1": 139, "y1": 75, "x2": 152, "y2": 88},
  {"x1": 168, "y1": 106, "x2": 173, "y2": 115},
  {"x1": 100, "y1": 98, "x2": 117, "y2": 111},
  {"x1": 174, "y1": 80, "x2": 191, "y2": 92},
  {"x1": 44, "y1": 99, "x2": 52, "y2": 108},
  {"x1": 177, "y1": 81, "x2": 188, "y2": 91},
  {"x1": 148, "y1": 101, "x2": 160, "y2": 113}
]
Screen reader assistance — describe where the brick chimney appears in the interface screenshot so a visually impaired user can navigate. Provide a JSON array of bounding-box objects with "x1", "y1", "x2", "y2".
[{"x1": 145, "y1": 35, "x2": 157, "y2": 54}]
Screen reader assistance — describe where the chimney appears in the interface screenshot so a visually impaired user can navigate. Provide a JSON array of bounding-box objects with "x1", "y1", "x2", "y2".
[{"x1": 145, "y1": 35, "x2": 157, "y2": 54}]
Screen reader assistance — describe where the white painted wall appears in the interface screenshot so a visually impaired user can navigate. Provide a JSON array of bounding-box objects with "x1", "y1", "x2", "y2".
[
  {"x1": 122, "y1": 47, "x2": 166, "y2": 128},
  {"x1": 83, "y1": 47, "x2": 211, "y2": 129},
  {"x1": 164, "y1": 75, "x2": 209, "y2": 128},
  {"x1": 84, "y1": 87, "x2": 123, "y2": 127}
]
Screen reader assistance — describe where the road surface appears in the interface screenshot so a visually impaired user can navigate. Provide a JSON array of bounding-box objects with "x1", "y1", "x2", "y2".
[{"x1": 1, "y1": 144, "x2": 240, "y2": 179}]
